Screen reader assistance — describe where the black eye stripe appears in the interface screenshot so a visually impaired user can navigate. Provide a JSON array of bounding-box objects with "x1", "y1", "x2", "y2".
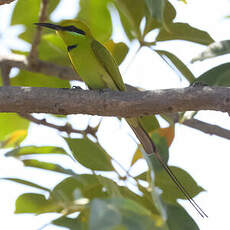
[
  {"x1": 63, "y1": 26, "x2": 85, "y2": 35},
  {"x1": 67, "y1": 44, "x2": 78, "y2": 52}
]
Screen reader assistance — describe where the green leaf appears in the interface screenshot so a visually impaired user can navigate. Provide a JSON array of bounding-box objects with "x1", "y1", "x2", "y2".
[
  {"x1": 52, "y1": 216, "x2": 85, "y2": 230},
  {"x1": 114, "y1": 0, "x2": 146, "y2": 41},
  {"x1": 155, "y1": 49, "x2": 195, "y2": 83},
  {"x1": 97, "y1": 175, "x2": 121, "y2": 197},
  {"x1": 47, "y1": 0, "x2": 61, "y2": 17},
  {"x1": 156, "y1": 22, "x2": 214, "y2": 45},
  {"x1": 11, "y1": 0, "x2": 40, "y2": 26},
  {"x1": 137, "y1": 184, "x2": 162, "y2": 216},
  {"x1": 77, "y1": 0, "x2": 112, "y2": 42},
  {"x1": 133, "y1": 133, "x2": 169, "y2": 175},
  {"x1": 130, "y1": 146, "x2": 142, "y2": 166},
  {"x1": 89, "y1": 198, "x2": 158, "y2": 230},
  {"x1": 119, "y1": 186, "x2": 159, "y2": 216},
  {"x1": 38, "y1": 33, "x2": 70, "y2": 65},
  {"x1": 11, "y1": 0, "x2": 61, "y2": 43},
  {"x1": 1, "y1": 178, "x2": 50, "y2": 192},
  {"x1": 11, "y1": 0, "x2": 40, "y2": 42},
  {"x1": 148, "y1": 133, "x2": 169, "y2": 172},
  {"x1": 15, "y1": 193, "x2": 57, "y2": 214},
  {"x1": 22, "y1": 159, "x2": 76, "y2": 176},
  {"x1": 163, "y1": 0, "x2": 176, "y2": 25},
  {"x1": 1, "y1": 129, "x2": 27, "y2": 148},
  {"x1": 145, "y1": 0, "x2": 166, "y2": 23},
  {"x1": 155, "y1": 166, "x2": 204, "y2": 203},
  {"x1": 5, "y1": 145, "x2": 68, "y2": 157},
  {"x1": 65, "y1": 137, "x2": 114, "y2": 171},
  {"x1": 139, "y1": 115, "x2": 160, "y2": 133},
  {"x1": 52, "y1": 175, "x2": 104, "y2": 201},
  {"x1": 0, "y1": 113, "x2": 29, "y2": 141},
  {"x1": 144, "y1": 0, "x2": 176, "y2": 36},
  {"x1": 190, "y1": 63, "x2": 230, "y2": 86},
  {"x1": 11, "y1": 70, "x2": 70, "y2": 88},
  {"x1": 191, "y1": 40, "x2": 230, "y2": 63},
  {"x1": 135, "y1": 171, "x2": 148, "y2": 181},
  {"x1": 166, "y1": 204, "x2": 199, "y2": 230},
  {"x1": 105, "y1": 40, "x2": 129, "y2": 66}
]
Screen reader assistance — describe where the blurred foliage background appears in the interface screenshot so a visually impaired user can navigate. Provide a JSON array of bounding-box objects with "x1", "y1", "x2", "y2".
[{"x1": 0, "y1": 0, "x2": 230, "y2": 229}]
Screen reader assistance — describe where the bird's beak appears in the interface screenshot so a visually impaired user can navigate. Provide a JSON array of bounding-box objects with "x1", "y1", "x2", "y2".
[{"x1": 34, "y1": 23, "x2": 63, "y2": 31}]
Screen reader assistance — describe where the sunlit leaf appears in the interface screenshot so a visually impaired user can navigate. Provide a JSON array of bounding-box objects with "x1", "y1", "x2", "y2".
[
  {"x1": 38, "y1": 33, "x2": 70, "y2": 65},
  {"x1": 5, "y1": 145, "x2": 67, "y2": 157},
  {"x1": 11, "y1": 0, "x2": 61, "y2": 43},
  {"x1": 114, "y1": 0, "x2": 146, "y2": 41},
  {"x1": 156, "y1": 22, "x2": 214, "y2": 45},
  {"x1": 1, "y1": 178, "x2": 50, "y2": 192},
  {"x1": 0, "y1": 113, "x2": 29, "y2": 141},
  {"x1": 77, "y1": 0, "x2": 112, "y2": 42},
  {"x1": 104, "y1": 40, "x2": 129, "y2": 65},
  {"x1": 47, "y1": 0, "x2": 61, "y2": 17},
  {"x1": 1, "y1": 129, "x2": 27, "y2": 148},
  {"x1": 135, "y1": 171, "x2": 148, "y2": 181},
  {"x1": 139, "y1": 115, "x2": 160, "y2": 133},
  {"x1": 155, "y1": 166, "x2": 204, "y2": 203},
  {"x1": 155, "y1": 126, "x2": 175, "y2": 147},
  {"x1": 15, "y1": 193, "x2": 58, "y2": 214},
  {"x1": 155, "y1": 49, "x2": 195, "y2": 83},
  {"x1": 11, "y1": 70, "x2": 70, "y2": 88},
  {"x1": 23, "y1": 159, "x2": 76, "y2": 175},
  {"x1": 89, "y1": 198, "x2": 157, "y2": 230},
  {"x1": 11, "y1": 0, "x2": 40, "y2": 42},
  {"x1": 190, "y1": 63, "x2": 230, "y2": 86},
  {"x1": 52, "y1": 175, "x2": 105, "y2": 202},
  {"x1": 65, "y1": 137, "x2": 114, "y2": 171},
  {"x1": 131, "y1": 145, "x2": 142, "y2": 166},
  {"x1": 191, "y1": 40, "x2": 230, "y2": 63}
]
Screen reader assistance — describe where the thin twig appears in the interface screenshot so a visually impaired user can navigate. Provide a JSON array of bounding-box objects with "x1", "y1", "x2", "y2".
[
  {"x1": 183, "y1": 118, "x2": 230, "y2": 139},
  {"x1": 19, "y1": 113, "x2": 98, "y2": 138},
  {"x1": 28, "y1": 0, "x2": 49, "y2": 65},
  {"x1": 168, "y1": 113, "x2": 230, "y2": 140}
]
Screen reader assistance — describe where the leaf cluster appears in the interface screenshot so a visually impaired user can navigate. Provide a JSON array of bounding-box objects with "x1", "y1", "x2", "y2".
[{"x1": 1, "y1": 0, "x2": 229, "y2": 229}]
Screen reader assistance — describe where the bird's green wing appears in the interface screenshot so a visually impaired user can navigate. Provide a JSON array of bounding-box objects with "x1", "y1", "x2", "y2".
[{"x1": 91, "y1": 40, "x2": 126, "y2": 91}]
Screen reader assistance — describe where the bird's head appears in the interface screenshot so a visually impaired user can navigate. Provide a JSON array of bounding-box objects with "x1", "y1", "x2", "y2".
[{"x1": 35, "y1": 19, "x2": 92, "y2": 45}]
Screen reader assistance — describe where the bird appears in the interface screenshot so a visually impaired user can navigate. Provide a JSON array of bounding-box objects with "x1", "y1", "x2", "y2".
[{"x1": 35, "y1": 20, "x2": 207, "y2": 218}]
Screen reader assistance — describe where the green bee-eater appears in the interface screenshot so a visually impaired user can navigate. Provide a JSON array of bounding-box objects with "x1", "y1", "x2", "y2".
[{"x1": 35, "y1": 20, "x2": 207, "y2": 217}]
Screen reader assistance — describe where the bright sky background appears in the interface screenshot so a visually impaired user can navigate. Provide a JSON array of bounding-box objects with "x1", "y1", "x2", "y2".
[{"x1": 0, "y1": 0, "x2": 230, "y2": 229}]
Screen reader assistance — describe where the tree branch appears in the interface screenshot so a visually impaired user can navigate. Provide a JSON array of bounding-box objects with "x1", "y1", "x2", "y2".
[
  {"x1": 0, "y1": 86, "x2": 229, "y2": 116},
  {"x1": 28, "y1": 0, "x2": 49, "y2": 65},
  {"x1": 168, "y1": 113, "x2": 230, "y2": 140},
  {"x1": 0, "y1": 0, "x2": 15, "y2": 5},
  {"x1": 183, "y1": 118, "x2": 230, "y2": 139},
  {"x1": 0, "y1": 64, "x2": 11, "y2": 86},
  {"x1": 0, "y1": 53, "x2": 79, "y2": 80}
]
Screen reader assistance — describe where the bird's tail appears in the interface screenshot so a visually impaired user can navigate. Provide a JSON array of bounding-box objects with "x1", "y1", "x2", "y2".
[{"x1": 126, "y1": 117, "x2": 208, "y2": 218}]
